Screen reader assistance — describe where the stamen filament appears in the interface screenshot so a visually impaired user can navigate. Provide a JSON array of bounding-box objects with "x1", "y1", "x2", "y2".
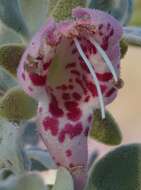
[
  {"x1": 74, "y1": 38, "x2": 105, "y2": 119},
  {"x1": 89, "y1": 37, "x2": 118, "y2": 82}
]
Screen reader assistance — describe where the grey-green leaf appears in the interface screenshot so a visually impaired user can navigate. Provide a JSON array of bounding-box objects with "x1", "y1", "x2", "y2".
[
  {"x1": 0, "y1": 119, "x2": 27, "y2": 174},
  {"x1": 20, "y1": 0, "x2": 48, "y2": 35},
  {"x1": 26, "y1": 148, "x2": 56, "y2": 170},
  {"x1": 0, "y1": 87, "x2": 37, "y2": 122},
  {"x1": 86, "y1": 144, "x2": 141, "y2": 190},
  {"x1": 52, "y1": 167, "x2": 74, "y2": 190},
  {"x1": 0, "y1": 172, "x2": 47, "y2": 190},
  {"x1": 0, "y1": 44, "x2": 25, "y2": 77},
  {"x1": 0, "y1": 0, "x2": 30, "y2": 41},
  {"x1": 0, "y1": 67, "x2": 17, "y2": 97}
]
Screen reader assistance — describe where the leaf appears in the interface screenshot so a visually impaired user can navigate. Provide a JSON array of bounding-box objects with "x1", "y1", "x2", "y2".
[
  {"x1": 86, "y1": 144, "x2": 141, "y2": 190},
  {"x1": 88, "y1": 151, "x2": 99, "y2": 169},
  {"x1": 90, "y1": 110, "x2": 122, "y2": 145},
  {"x1": 48, "y1": 0, "x2": 86, "y2": 21},
  {"x1": 52, "y1": 167, "x2": 74, "y2": 190},
  {"x1": 88, "y1": 0, "x2": 133, "y2": 25},
  {"x1": 0, "y1": 168, "x2": 14, "y2": 180},
  {"x1": 0, "y1": 22, "x2": 21, "y2": 45},
  {"x1": 0, "y1": 44, "x2": 25, "y2": 77},
  {"x1": 47, "y1": 0, "x2": 59, "y2": 15},
  {"x1": 0, "y1": 87, "x2": 37, "y2": 122},
  {"x1": 123, "y1": 26, "x2": 141, "y2": 46},
  {"x1": 0, "y1": 119, "x2": 28, "y2": 174},
  {"x1": 25, "y1": 147, "x2": 56, "y2": 170},
  {"x1": 20, "y1": 0, "x2": 48, "y2": 35},
  {"x1": 0, "y1": 67, "x2": 17, "y2": 97},
  {"x1": 21, "y1": 120, "x2": 39, "y2": 146},
  {"x1": 120, "y1": 39, "x2": 128, "y2": 59},
  {"x1": 0, "y1": 0, "x2": 30, "y2": 40},
  {"x1": 0, "y1": 172, "x2": 47, "y2": 190}
]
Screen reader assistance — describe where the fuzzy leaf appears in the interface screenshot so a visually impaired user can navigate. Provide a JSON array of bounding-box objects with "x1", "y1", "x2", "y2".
[
  {"x1": 0, "y1": 44, "x2": 25, "y2": 77},
  {"x1": 88, "y1": 0, "x2": 133, "y2": 25},
  {"x1": 20, "y1": 0, "x2": 48, "y2": 35},
  {"x1": 25, "y1": 147, "x2": 56, "y2": 170},
  {"x1": 90, "y1": 110, "x2": 122, "y2": 145},
  {"x1": 0, "y1": 22, "x2": 21, "y2": 45},
  {"x1": 123, "y1": 26, "x2": 141, "y2": 46},
  {"x1": 0, "y1": 0, "x2": 30, "y2": 40},
  {"x1": 52, "y1": 167, "x2": 74, "y2": 190},
  {"x1": 86, "y1": 144, "x2": 141, "y2": 190},
  {"x1": 21, "y1": 120, "x2": 39, "y2": 146},
  {"x1": 48, "y1": 0, "x2": 86, "y2": 20},
  {"x1": 0, "y1": 172, "x2": 47, "y2": 190},
  {"x1": 0, "y1": 67, "x2": 17, "y2": 97},
  {"x1": 0, "y1": 168, "x2": 14, "y2": 180},
  {"x1": 0, "y1": 120, "x2": 28, "y2": 174},
  {"x1": 0, "y1": 87, "x2": 37, "y2": 122}
]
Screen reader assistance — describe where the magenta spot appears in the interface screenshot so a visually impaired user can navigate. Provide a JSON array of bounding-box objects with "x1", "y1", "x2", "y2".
[
  {"x1": 49, "y1": 94, "x2": 64, "y2": 117},
  {"x1": 84, "y1": 127, "x2": 90, "y2": 137},
  {"x1": 21, "y1": 73, "x2": 25, "y2": 80},
  {"x1": 80, "y1": 60, "x2": 90, "y2": 73},
  {"x1": 43, "y1": 61, "x2": 51, "y2": 70},
  {"x1": 71, "y1": 70, "x2": 80, "y2": 76},
  {"x1": 68, "y1": 85, "x2": 74, "y2": 89},
  {"x1": 28, "y1": 86, "x2": 33, "y2": 91},
  {"x1": 87, "y1": 82, "x2": 98, "y2": 97},
  {"x1": 96, "y1": 72, "x2": 113, "y2": 81},
  {"x1": 65, "y1": 62, "x2": 76, "y2": 69},
  {"x1": 84, "y1": 96, "x2": 90, "y2": 102},
  {"x1": 29, "y1": 73, "x2": 46, "y2": 86},
  {"x1": 43, "y1": 116, "x2": 59, "y2": 136},
  {"x1": 69, "y1": 163, "x2": 75, "y2": 168},
  {"x1": 105, "y1": 88, "x2": 116, "y2": 97},
  {"x1": 58, "y1": 123, "x2": 83, "y2": 143},
  {"x1": 101, "y1": 36, "x2": 109, "y2": 50},
  {"x1": 69, "y1": 79, "x2": 73, "y2": 83},
  {"x1": 67, "y1": 108, "x2": 82, "y2": 121},
  {"x1": 75, "y1": 78, "x2": 87, "y2": 94},
  {"x1": 65, "y1": 101, "x2": 78, "y2": 111},
  {"x1": 57, "y1": 84, "x2": 68, "y2": 91},
  {"x1": 58, "y1": 130, "x2": 65, "y2": 143},
  {"x1": 99, "y1": 24, "x2": 104, "y2": 31},
  {"x1": 109, "y1": 29, "x2": 114, "y2": 37},
  {"x1": 66, "y1": 149, "x2": 72, "y2": 157},
  {"x1": 62, "y1": 93, "x2": 71, "y2": 100},
  {"x1": 56, "y1": 162, "x2": 61, "y2": 166},
  {"x1": 72, "y1": 48, "x2": 77, "y2": 54},
  {"x1": 38, "y1": 107, "x2": 43, "y2": 113},
  {"x1": 88, "y1": 115, "x2": 92, "y2": 123},
  {"x1": 72, "y1": 92, "x2": 81, "y2": 101}
]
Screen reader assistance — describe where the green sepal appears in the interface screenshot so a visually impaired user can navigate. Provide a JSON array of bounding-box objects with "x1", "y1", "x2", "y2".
[
  {"x1": 90, "y1": 110, "x2": 122, "y2": 145},
  {"x1": 48, "y1": 0, "x2": 86, "y2": 21},
  {"x1": 0, "y1": 87, "x2": 37, "y2": 122},
  {"x1": 120, "y1": 39, "x2": 128, "y2": 59},
  {"x1": 86, "y1": 144, "x2": 141, "y2": 190},
  {"x1": 0, "y1": 44, "x2": 25, "y2": 77}
]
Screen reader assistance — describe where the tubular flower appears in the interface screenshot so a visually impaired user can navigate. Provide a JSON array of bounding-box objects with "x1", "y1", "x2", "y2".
[{"x1": 17, "y1": 7, "x2": 123, "y2": 190}]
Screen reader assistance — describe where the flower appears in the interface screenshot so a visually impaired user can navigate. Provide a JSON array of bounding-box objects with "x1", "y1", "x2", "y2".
[{"x1": 17, "y1": 7, "x2": 122, "y2": 189}]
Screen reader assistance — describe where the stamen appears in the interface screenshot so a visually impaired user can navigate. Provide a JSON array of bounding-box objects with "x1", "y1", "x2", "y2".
[
  {"x1": 74, "y1": 38, "x2": 105, "y2": 119},
  {"x1": 89, "y1": 37, "x2": 118, "y2": 82}
]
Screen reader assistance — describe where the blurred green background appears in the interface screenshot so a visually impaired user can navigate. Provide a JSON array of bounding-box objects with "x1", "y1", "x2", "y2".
[{"x1": 130, "y1": 0, "x2": 141, "y2": 26}]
